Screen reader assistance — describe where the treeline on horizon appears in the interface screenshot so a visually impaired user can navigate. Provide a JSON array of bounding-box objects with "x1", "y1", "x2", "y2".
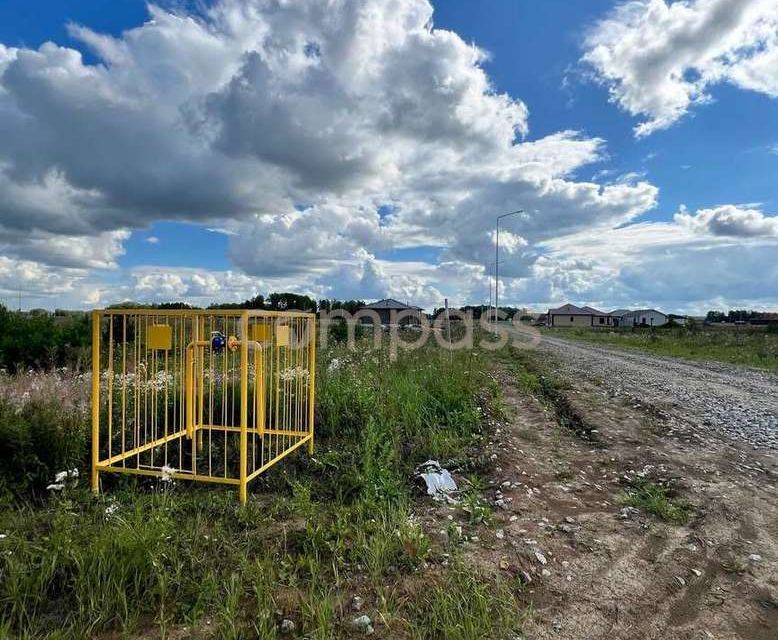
[
  {"x1": 1, "y1": 298, "x2": 776, "y2": 373},
  {"x1": 704, "y1": 309, "x2": 777, "y2": 324}
]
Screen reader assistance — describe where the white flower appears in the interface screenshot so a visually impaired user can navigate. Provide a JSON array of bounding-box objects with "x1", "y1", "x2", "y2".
[
  {"x1": 279, "y1": 367, "x2": 310, "y2": 381},
  {"x1": 105, "y1": 503, "x2": 119, "y2": 516},
  {"x1": 160, "y1": 465, "x2": 177, "y2": 483},
  {"x1": 47, "y1": 483, "x2": 64, "y2": 491},
  {"x1": 0, "y1": 533, "x2": 7, "y2": 539},
  {"x1": 54, "y1": 468, "x2": 79, "y2": 483},
  {"x1": 327, "y1": 358, "x2": 342, "y2": 373}
]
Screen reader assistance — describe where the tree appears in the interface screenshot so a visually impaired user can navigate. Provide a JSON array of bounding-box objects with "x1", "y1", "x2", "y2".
[{"x1": 267, "y1": 292, "x2": 316, "y2": 312}]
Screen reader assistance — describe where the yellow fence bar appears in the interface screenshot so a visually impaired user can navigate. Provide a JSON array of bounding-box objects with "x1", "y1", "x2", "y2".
[
  {"x1": 96, "y1": 465, "x2": 240, "y2": 485},
  {"x1": 239, "y1": 312, "x2": 249, "y2": 504},
  {"x1": 91, "y1": 310, "x2": 100, "y2": 493},
  {"x1": 308, "y1": 317, "x2": 316, "y2": 455}
]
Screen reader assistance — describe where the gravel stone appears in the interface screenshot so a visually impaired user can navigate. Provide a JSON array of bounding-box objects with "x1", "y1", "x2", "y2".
[{"x1": 538, "y1": 335, "x2": 778, "y2": 450}]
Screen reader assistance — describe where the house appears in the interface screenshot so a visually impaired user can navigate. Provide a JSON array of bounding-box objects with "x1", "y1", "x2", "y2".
[
  {"x1": 667, "y1": 314, "x2": 687, "y2": 325},
  {"x1": 619, "y1": 309, "x2": 668, "y2": 327},
  {"x1": 546, "y1": 303, "x2": 612, "y2": 328},
  {"x1": 608, "y1": 309, "x2": 631, "y2": 327},
  {"x1": 358, "y1": 298, "x2": 423, "y2": 326}
]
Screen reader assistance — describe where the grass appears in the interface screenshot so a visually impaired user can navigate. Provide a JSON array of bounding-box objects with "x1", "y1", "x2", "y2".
[
  {"x1": 405, "y1": 565, "x2": 526, "y2": 640},
  {"x1": 620, "y1": 478, "x2": 691, "y2": 524},
  {"x1": 0, "y1": 337, "x2": 526, "y2": 639},
  {"x1": 542, "y1": 325, "x2": 778, "y2": 371},
  {"x1": 493, "y1": 345, "x2": 601, "y2": 444}
]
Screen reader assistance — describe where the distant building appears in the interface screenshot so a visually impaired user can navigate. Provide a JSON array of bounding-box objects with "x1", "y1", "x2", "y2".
[
  {"x1": 619, "y1": 309, "x2": 668, "y2": 327},
  {"x1": 608, "y1": 309, "x2": 631, "y2": 327},
  {"x1": 546, "y1": 303, "x2": 613, "y2": 328},
  {"x1": 358, "y1": 298, "x2": 423, "y2": 326}
]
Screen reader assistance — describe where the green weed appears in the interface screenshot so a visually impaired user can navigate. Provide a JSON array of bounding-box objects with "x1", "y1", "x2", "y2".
[
  {"x1": 621, "y1": 478, "x2": 691, "y2": 524},
  {"x1": 405, "y1": 564, "x2": 525, "y2": 640}
]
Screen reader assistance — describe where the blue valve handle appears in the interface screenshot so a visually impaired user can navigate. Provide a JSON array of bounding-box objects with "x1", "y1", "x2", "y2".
[{"x1": 211, "y1": 332, "x2": 227, "y2": 353}]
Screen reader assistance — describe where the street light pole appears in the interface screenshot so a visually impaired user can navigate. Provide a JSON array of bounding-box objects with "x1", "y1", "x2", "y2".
[
  {"x1": 487, "y1": 262, "x2": 492, "y2": 313},
  {"x1": 494, "y1": 210, "x2": 523, "y2": 323},
  {"x1": 487, "y1": 259, "x2": 502, "y2": 319}
]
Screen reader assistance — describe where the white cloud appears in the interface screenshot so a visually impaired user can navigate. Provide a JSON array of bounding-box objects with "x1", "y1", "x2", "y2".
[
  {"x1": 0, "y1": 256, "x2": 89, "y2": 308},
  {"x1": 675, "y1": 204, "x2": 778, "y2": 237},
  {"x1": 0, "y1": 1, "x2": 652, "y2": 279},
  {"x1": 583, "y1": 0, "x2": 778, "y2": 136},
  {"x1": 520, "y1": 204, "x2": 778, "y2": 311},
  {"x1": 0, "y1": 0, "x2": 770, "y2": 312},
  {"x1": 145, "y1": 236, "x2": 160, "y2": 245}
]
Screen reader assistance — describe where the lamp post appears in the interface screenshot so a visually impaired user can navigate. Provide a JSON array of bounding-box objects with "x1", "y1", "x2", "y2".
[
  {"x1": 494, "y1": 210, "x2": 523, "y2": 323},
  {"x1": 486, "y1": 259, "x2": 502, "y2": 320}
]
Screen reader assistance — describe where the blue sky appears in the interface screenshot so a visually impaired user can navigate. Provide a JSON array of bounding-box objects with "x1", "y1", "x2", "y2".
[{"x1": 0, "y1": 0, "x2": 776, "y2": 311}]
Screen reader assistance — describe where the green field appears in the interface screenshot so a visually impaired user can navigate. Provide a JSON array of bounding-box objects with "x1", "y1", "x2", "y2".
[
  {"x1": 0, "y1": 339, "x2": 526, "y2": 640},
  {"x1": 542, "y1": 325, "x2": 778, "y2": 371}
]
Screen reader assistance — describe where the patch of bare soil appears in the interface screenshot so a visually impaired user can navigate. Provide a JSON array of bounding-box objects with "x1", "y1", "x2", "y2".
[{"x1": 417, "y1": 362, "x2": 778, "y2": 640}]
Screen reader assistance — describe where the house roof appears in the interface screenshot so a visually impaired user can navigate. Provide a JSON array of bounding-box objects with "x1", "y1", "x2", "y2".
[
  {"x1": 548, "y1": 303, "x2": 605, "y2": 315},
  {"x1": 609, "y1": 309, "x2": 632, "y2": 316},
  {"x1": 362, "y1": 298, "x2": 422, "y2": 311},
  {"x1": 548, "y1": 303, "x2": 585, "y2": 314},
  {"x1": 623, "y1": 309, "x2": 667, "y2": 317},
  {"x1": 581, "y1": 305, "x2": 607, "y2": 315}
]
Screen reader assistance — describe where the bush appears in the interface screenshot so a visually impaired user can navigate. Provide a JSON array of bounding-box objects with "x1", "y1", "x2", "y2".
[
  {"x1": 0, "y1": 306, "x2": 91, "y2": 373},
  {"x1": 0, "y1": 396, "x2": 88, "y2": 501},
  {"x1": 0, "y1": 371, "x2": 89, "y2": 501}
]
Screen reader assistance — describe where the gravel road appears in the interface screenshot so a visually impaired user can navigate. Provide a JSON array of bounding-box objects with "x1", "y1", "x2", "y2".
[{"x1": 535, "y1": 334, "x2": 778, "y2": 450}]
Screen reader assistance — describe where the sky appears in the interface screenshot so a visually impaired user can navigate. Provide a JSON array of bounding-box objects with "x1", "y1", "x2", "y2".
[{"x1": 0, "y1": 0, "x2": 776, "y2": 313}]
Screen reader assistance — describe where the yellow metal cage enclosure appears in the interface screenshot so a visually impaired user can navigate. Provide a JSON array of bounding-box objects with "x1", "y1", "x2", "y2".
[{"x1": 90, "y1": 309, "x2": 316, "y2": 503}]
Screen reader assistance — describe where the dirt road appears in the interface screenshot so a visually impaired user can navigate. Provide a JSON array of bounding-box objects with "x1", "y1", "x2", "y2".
[
  {"x1": 537, "y1": 333, "x2": 778, "y2": 450},
  {"x1": 418, "y1": 335, "x2": 778, "y2": 639}
]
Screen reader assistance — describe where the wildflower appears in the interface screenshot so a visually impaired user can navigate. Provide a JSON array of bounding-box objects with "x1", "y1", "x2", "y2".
[
  {"x1": 54, "y1": 468, "x2": 79, "y2": 483},
  {"x1": 0, "y1": 533, "x2": 7, "y2": 539},
  {"x1": 47, "y1": 483, "x2": 65, "y2": 491},
  {"x1": 105, "y1": 503, "x2": 119, "y2": 516},
  {"x1": 160, "y1": 464, "x2": 177, "y2": 483},
  {"x1": 279, "y1": 367, "x2": 310, "y2": 381},
  {"x1": 327, "y1": 358, "x2": 342, "y2": 373}
]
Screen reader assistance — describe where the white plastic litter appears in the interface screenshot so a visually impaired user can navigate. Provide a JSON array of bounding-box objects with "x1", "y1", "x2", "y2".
[{"x1": 416, "y1": 460, "x2": 458, "y2": 503}]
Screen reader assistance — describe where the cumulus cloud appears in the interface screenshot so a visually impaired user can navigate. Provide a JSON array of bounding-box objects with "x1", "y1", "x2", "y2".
[
  {"x1": 0, "y1": 0, "x2": 769, "y2": 311},
  {"x1": 583, "y1": 0, "x2": 778, "y2": 136},
  {"x1": 675, "y1": 204, "x2": 778, "y2": 237},
  {"x1": 0, "y1": 256, "x2": 89, "y2": 306},
  {"x1": 521, "y1": 206, "x2": 778, "y2": 311},
  {"x1": 0, "y1": 0, "x2": 655, "y2": 290}
]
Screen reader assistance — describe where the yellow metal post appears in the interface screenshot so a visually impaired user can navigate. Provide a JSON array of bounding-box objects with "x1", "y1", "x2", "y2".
[
  {"x1": 256, "y1": 346, "x2": 266, "y2": 436},
  {"x1": 91, "y1": 310, "x2": 101, "y2": 493},
  {"x1": 307, "y1": 317, "x2": 316, "y2": 455},
  {"x1": 196, "y1": 316, "x2": 205, "y2": 450},
  {"x1": 239, "y1": 312, "x2": 249, "y2": 505},
  {"x1": 185, "y1": 345, "x2": 194, "y2": 439},
  {"x1": 191, "y1": 317, "x2": 199, "y2": 470}
]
